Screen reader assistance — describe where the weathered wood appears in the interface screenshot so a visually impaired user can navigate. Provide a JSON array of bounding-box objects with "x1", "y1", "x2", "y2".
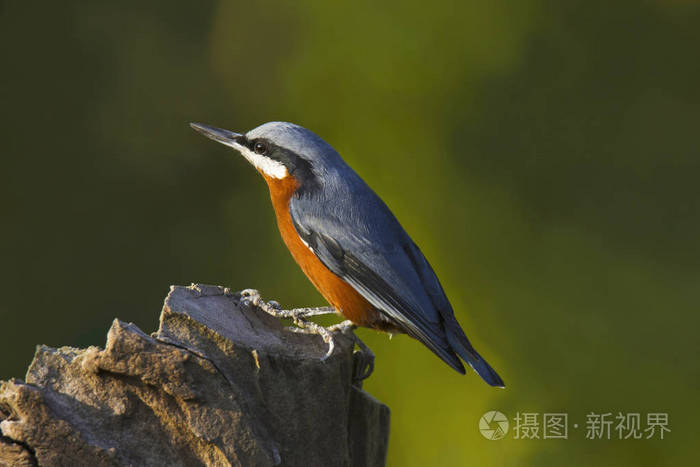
[{"x1": 0, "y1": 284, "x2": 390, "y2": 467}]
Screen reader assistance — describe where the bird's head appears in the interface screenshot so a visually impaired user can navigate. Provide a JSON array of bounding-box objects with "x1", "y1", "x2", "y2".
[{"x1": 190, "y1": 121, "x2": 340, "y2": 191}]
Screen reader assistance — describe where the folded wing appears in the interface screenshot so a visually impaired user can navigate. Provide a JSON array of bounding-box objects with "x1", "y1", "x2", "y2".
[{"x1": 289, "y1": 183, "x2": 504, "y2": 386}]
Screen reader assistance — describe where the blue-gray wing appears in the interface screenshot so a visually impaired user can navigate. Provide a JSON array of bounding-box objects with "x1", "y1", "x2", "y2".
[
  {"x1": 289, "y1": 194, "x2": 466, "y2": 373},
  {"x1": 289, "y1": 182, "x2": 504, "y2": 386}
]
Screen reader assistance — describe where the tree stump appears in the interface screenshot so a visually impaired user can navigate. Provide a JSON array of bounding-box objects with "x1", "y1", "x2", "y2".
[{"x1": 0, "y1": 284, "x2": 390, "y2": 466}]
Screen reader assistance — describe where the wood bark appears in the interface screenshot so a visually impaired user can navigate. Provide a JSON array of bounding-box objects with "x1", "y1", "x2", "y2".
[{"x1": 0, "y1": 284, "x2": 389, "y2": 467}]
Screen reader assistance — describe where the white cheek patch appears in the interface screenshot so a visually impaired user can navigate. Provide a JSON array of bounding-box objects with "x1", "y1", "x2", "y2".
[
  {"x1": 224, "y1": 141, "x2": 288, "y2": 179},
  {"x1": 238, "y1": 145, "x2": 289, "y2": 179}
]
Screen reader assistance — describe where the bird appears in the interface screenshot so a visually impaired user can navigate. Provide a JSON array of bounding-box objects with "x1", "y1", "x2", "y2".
[{"x1": 190, "y1": 121, "x2": 504, "y2": 387}]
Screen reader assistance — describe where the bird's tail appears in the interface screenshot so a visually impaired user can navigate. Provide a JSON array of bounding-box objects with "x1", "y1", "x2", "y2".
[{"x1": 446, "y1": 330, "x2": 505, "y2": 388}]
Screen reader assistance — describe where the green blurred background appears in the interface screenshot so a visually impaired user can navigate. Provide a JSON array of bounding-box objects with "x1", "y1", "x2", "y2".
[{"x1": 1, "y1": 1, "x2": 698, "y2": 465}]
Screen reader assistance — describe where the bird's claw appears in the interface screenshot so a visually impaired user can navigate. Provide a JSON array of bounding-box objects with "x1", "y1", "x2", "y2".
[
  {"x1": 328, "y1": 320, "x2": 375, "y2": 383},
  {"x1": 286, "y1": 323, "x2": 336, "y2": 360},
  {"x1": 239, "y1": 291, "x2": 375, "y2": 380},
  {"x1": 351, "y1": 336, "x2": 375, "y2": 384}
]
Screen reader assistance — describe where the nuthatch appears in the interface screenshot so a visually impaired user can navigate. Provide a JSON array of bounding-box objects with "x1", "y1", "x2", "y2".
[{"x1": 191, "y1": 121, "x2": 504, "y2": 387}]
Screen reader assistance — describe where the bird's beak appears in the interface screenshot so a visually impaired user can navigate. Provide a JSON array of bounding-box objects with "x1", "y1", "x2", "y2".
[
  {"x1": 190, "y1": 123, "x2": 243, "y2": 149},
  {"x1": 190, "y1": 122, "x2": 289, "y2": 179}
]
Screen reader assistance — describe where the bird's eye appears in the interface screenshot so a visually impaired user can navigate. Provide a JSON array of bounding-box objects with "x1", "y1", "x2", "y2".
[{"x1": 254, "y1": 141, "x2": 268, "y2": 155}]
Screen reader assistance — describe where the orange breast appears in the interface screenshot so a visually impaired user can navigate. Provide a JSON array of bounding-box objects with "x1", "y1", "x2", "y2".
[{"x1": 262, "y1": 174, "x2": 379, "y2": 327}]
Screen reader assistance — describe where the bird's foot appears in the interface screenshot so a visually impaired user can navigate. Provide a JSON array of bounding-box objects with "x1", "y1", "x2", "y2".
[
  {"x1": 328, "y1": 321, "x2": 375, "y2": 384},
  {"x1": 239, "y1": 289, "x2": 335, "y2": 318},
  {"x1": 353, "y1": 335, "x2": 375, "y2": 384},
  {"x1": 282, "y1": 306, "x2": 337, "y2": 317},
  {"x1": 237, "y1": 291, "x2": 375, "y2": 382},
  {"x1": 285, "y1": 322, "x2": 337, "y2": 360},
  {"x1": 239, "y1": 289, "x2": 340, "y2": 360}
]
